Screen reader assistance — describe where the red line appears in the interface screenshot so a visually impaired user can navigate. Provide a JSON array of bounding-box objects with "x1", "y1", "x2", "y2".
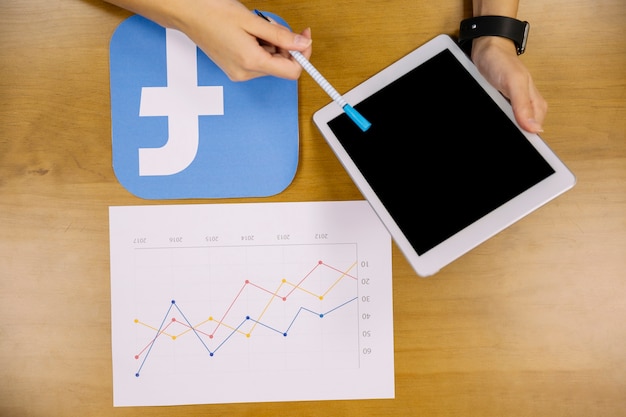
[
  {"x1": 246, "y1": 280, "x2": 285, "y2": 298},
  {"x1": 210, "y1": 280, "x2": 248, "y2": 337},
  {"x1": 173, "y1": 320, "x2": 213, "y2": 338},
  {"x1": 137, "y1": 259, "x2": 357, "y2": 351},
  {"x1": 136, "y1": 319, "x2": 176, "y2": 358},
  {"x1": 284, "y1": 261, "x2": 322, "y2": 298},
  {"x1": 322, "y1": 262, "x2": 358, "y2": 280}
]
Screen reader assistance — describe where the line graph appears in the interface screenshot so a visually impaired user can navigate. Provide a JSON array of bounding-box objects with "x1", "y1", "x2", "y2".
[
  {"x1": 110, "y1": 201, "x2": 394, "y2": 406},
  {"x1": 132, "y1": 254, "x2": 360, "y2": 376}
]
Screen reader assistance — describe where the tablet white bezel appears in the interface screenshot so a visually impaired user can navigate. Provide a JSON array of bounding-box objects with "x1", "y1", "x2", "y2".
[{"x1": 313, "y1": 34, "x2": 576, "y2": 277}]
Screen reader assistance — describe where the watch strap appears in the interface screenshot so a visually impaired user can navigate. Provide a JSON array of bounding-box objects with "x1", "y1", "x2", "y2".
[{"x1": 459, "y1": 16, "x2": 529, "y2": 55}]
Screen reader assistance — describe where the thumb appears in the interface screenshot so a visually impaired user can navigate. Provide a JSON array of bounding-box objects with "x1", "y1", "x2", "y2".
[
  {"x1": 509, "y1": 86, "x2": 544, "y2": 134},
  {"x1": 252, "y1": 15, "x2": 312, "y2": 52}
]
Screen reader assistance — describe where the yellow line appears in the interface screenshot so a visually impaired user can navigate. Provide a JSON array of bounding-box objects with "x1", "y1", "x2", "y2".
[
  {"x1": 323, "y1": 261, "x2": 357, "y2": 297},
  {"x1": 134, "y1": 320, "x2": 174, "y2": 338},
  {"x1": 248, "y1": 280, "x2": 286, "y2": 335}
]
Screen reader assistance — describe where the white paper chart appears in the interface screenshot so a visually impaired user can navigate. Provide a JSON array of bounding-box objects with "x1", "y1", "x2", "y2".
[{"x1": 109, "y1": 201, "x2": 395, "y2": 406}]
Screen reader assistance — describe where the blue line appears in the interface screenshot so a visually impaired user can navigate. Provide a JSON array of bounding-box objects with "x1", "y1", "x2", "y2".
[
  {"x1": 248, "y1": 317, "x2": 284, "y2": 335},
  {"x1": 135, "y1": 297, "x2": 358, "y2": 373},
  {"x1": 173, "y1": 302, "x2": 214, "y2": 355},
  {"x1": 212, "y1": 317, "x2": 249, "y2": 355},
  {"x1": 135, "y1": 300, "x2": 175, "y2": 377},
  {"x1": 324, "y1": 296, "x2": 358, "y2": 315}
]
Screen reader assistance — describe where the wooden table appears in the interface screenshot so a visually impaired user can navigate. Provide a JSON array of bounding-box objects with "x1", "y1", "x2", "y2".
[{"x1": 1, "y1": 0, "x2": 625, "y2": 415}]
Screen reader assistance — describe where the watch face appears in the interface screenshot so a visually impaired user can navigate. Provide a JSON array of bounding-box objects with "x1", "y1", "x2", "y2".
[{"x1": 519, "y1": 21, "x2": 530, "y2": 55}]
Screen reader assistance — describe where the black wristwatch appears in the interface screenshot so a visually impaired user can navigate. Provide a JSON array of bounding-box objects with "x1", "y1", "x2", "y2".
[{"x1": 458, "y1": 16, "x2": 530, "y2": 55}]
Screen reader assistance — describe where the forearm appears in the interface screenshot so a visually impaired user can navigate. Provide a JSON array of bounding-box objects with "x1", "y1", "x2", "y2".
[
  {"x1": 102, "y1": 0, "x2": 186, "y2": 30},
  {"x1": 472, "y1": 0, "x2": 519, "y2": 17},
  {"x1": 470, "y1": 0, "x2": 521, "y2": 55}
]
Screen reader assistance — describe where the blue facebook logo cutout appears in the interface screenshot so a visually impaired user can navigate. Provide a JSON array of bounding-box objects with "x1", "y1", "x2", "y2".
[{"x1": 110, "y1": 14, "x2": 299, "y2": 199}]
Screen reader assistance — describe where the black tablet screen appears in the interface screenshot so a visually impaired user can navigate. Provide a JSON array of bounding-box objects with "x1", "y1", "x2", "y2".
[{"x1": 327, "y1": 49, "x2": 555, "y2": 255}]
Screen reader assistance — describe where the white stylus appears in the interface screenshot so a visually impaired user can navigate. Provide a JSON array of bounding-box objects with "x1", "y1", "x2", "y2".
[{"x1": 255, "y1": 10, "x2": 371, "y2": 132}]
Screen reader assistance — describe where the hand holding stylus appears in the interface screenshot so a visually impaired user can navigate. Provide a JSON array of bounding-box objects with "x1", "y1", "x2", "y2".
[{"x1": 254, "y1": 10, "x2": 371, "y2": 131}]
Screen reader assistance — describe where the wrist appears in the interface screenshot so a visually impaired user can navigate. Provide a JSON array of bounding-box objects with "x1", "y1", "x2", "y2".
[
  {"x1": 458, "y1": 16, "x2": 529, "y2": 56},
  {"x1": 472, "y1": 35, "x2": 517, "y2": 56}
]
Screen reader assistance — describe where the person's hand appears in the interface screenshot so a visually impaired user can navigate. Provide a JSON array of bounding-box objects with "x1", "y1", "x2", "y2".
[
  {"x1": 175, "y1": 0, "x2": 312, "y2": 81},
  {"x1": 471, "y1": 36, "x2": 547, "y2": 133}
]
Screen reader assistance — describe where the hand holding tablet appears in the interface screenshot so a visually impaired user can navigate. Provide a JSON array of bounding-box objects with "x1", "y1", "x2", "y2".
[{"x1": 313, "y1": 34, "x2": 575, "y2": 277}]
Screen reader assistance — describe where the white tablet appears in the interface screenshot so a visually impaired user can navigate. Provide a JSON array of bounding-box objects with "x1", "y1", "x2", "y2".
[{"x1": 313, "y1": 34, "x2": 576, "y2": 277}]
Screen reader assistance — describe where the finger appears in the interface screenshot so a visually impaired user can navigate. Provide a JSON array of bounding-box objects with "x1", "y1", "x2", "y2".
[
  {"x1": 508, "y1": 76, "x2": 545, "y2": 133},
  {"x1": 299, "y1": 27, "x2": 312, "y2": 60},
  {"x1": 249, "y1": 13, "x2": 312, "y2": 52},
  {"x1": 529, "y1": 84, "x2": 548, "y2": 127},
  {"x1": 258, "y1": 55, "x2": 305, "y2": 80}
]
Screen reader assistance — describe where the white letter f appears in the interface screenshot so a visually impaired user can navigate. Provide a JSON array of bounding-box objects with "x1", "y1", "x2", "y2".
[{"x1": 138, "y1": 29, "x2": 224, "y2": 176}]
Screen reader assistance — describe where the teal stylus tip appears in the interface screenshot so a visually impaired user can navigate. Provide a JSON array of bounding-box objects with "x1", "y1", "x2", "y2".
[{"x1": 342, "y1": 104, "x2": 371, "y2": 132}]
